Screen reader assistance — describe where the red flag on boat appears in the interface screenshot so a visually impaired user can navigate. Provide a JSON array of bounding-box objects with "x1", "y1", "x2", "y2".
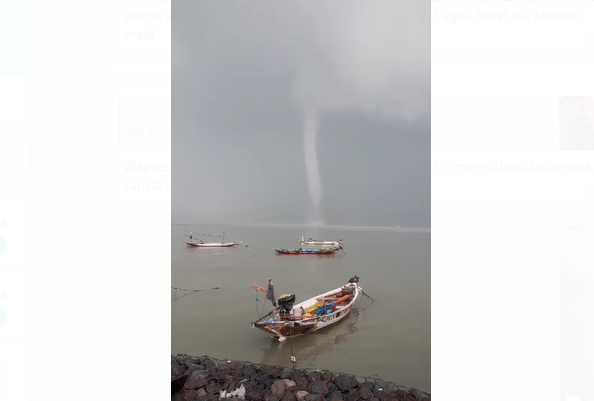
[{"x1": 251, "y1": 284, "x2": 267, "y2": 294}]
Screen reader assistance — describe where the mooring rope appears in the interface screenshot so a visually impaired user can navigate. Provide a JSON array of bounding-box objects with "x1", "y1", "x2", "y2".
[
  {"x1": 171, "y1": 286, "x2": 221, "y2": 300},
  {"x1": 255, "y1": 291, "x2": 267, "y2": 318}
]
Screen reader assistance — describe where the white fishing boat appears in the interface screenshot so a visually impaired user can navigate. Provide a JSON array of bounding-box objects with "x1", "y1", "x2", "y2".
[
  {"x1": 251, "y1": 276, "x2": 363, "y2": 342},
  {"x1": 184, "y1": 230, "x2": 242, "y2": 248},
  {"x1": 186, "y1": 241, "x2": 242, "y2": 248},
  {"x1": 300, "y1": 235, "x2": 343, "y2": 247}
]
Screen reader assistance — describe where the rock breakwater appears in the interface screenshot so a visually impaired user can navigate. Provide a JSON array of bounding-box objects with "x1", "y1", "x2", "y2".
[{"x1": 171, "y1": 354, "x2": 430, "y2": 401}]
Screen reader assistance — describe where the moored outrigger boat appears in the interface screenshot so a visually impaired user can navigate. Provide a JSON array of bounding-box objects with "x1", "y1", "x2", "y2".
[
  {"x1": 251, "y1": 276, "x2": 362, "y2": 342},
  {"x1": 183, "y1": 230, "x2": 242, "y2": 248},
  {"x1": 300, "y1": 235, "x2": 343, "y2": 247},
  {"x1": 186, "y1": 241, "x2": 242, "y2": 248},
  {"x1": 274, "y1": 246, "x2": 342, "y2": 255}
]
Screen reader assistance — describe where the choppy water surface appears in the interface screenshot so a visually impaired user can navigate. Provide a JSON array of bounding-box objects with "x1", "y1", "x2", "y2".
[{"x1": 171, "y1": 224, "x2": 430, "y2": 392}]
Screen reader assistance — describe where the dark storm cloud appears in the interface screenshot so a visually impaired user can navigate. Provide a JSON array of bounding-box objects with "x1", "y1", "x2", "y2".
[{"x1": 172, "y1": 0, "x2": 430, "y2": 228}]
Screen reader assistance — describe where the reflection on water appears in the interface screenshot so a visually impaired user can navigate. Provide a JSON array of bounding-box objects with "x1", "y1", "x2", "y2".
[
  {"x1": 259, "y1": 307, "x2": 363, "y2": 367},
  {"x1": 300, "y1": 254, "x2": 332, "y2": 273},
  {"x1": 186, "y1": 247, "x2": 238, "y2": 257}
]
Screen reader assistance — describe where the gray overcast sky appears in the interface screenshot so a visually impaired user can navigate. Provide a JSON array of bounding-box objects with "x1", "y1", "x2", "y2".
[{"x1": 172, "y1": 1, "x2": 430, "y2": 228}]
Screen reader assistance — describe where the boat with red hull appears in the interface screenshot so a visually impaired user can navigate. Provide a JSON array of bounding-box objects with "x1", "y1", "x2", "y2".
[{"x1": 273, "y1": 246, "x2": 342, "y2": 255}]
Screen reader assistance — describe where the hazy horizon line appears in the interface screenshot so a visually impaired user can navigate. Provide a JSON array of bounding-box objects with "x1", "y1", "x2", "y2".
[{"x1": 171, "y1": 222, "x2": 430, "y2": 233}]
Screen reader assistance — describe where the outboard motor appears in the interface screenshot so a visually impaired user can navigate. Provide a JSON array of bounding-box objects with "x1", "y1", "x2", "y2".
[
  {"x1": 277, "y1": 294, "x2": 296, "y2": 319},
  {"x1": 348, "y1": 275, "x2": 360, "y2": 284}
]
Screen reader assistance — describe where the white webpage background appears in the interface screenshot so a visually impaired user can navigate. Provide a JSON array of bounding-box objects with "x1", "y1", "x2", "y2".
[{"x1": 0, "y1": 0, "x2": 591, "y2": 400}]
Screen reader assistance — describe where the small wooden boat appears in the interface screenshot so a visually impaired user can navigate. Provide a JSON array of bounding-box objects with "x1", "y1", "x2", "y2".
[
  {"x1": 274, "y1": 246, "x2": 341, "y2": 255},
  {"x1": 251, "y1": 275, "x2": 362, "y2": 342},
  {"x1": 186, "y1": 240, "x2": 242, "y2": 248},
  {"x1": 259, "y1": 306, "x2": 362, "y2": 365},
  {"x1": 300, "y1": 235, "x2": 343, "y2": 247},
  {"x1": 184, "y1": 230, "x2": 242, "y2": 248}
]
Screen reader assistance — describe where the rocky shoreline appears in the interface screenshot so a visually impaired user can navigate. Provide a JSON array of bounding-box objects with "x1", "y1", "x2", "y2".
[{"x1": 172, "y1": 354, "x2": 430, "y2": 401}]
